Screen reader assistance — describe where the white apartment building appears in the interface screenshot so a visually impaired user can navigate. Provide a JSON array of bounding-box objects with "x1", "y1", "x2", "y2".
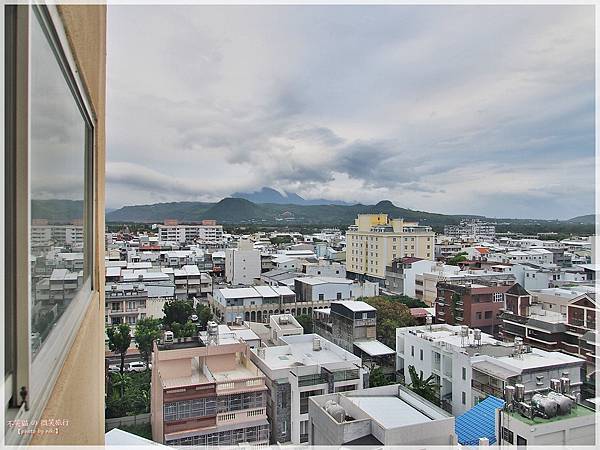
[
  {"x1": 31, "y1": 224, "x2": 84, "y2": 246},
  {"x1": 105, "y1": 283, "x2": 149, "y2": 327},
  {"x1": 488, "y1": 248, "x2": 554, "y2": 265},
  {"x1": 444, "y1": 220, "x2": 496, "y2": 240},
  {"x1": 173, "y1": 265, "x2": 212, "y2": 299},
  {"x1": 211, "y1": 285, "x2": 297, "y2": 323},
  {"x1": 346, "y1": 214, "x2": 435, "y2": 282},
  {"x1": 226, "y1": 242, "x2": 262, "y2": 285},
  {"x1": 396, "y1": 324, "x2": 584, "y2": 416},
  {"x1": 302, "y1": 261, "x2": 346, "y2": 278},
  {"x1": 294, "y1": 277, "x2": 355, "y2": 302},
  {"x1": 250, "y1": 334, "x2": 367, "y2": 444},
  {"x1": 157, "y1": 223, "x2": 224, "y2": 246}
]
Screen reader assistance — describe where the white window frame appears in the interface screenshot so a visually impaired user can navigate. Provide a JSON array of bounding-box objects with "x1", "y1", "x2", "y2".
[{"x1": 4, "y1": 4, "x2": 97, "y2": 445}]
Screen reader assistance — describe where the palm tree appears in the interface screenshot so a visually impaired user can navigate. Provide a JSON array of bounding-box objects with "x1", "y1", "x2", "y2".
[{"x1": 407, "y1": 365, "x2": 440, "y2": 405}]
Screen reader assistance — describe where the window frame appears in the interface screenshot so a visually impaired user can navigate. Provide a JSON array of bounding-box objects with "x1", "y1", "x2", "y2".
[{"x1": 4, "y1": 4, "x2": 97, "y2": 445}]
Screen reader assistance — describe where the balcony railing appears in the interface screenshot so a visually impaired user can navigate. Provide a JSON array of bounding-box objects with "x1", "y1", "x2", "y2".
[
  {"x1": 298, "y1": 373, "x2": 327, "y2": 387},
  {"x1": 472, "y1": 379, "x2": 503, "y2": 398},
  {"x1": 332, "y1": 369, "x2": 360, "y2": 383},
  {"x1": 216, "y1": 377, "x2": 264, "y2": 393}
]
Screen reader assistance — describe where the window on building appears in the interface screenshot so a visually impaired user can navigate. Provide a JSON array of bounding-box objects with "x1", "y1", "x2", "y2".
[
  {"x1": 5, "y1": 5, "x2": 97, "y2": 437},
  {"x1": 476, "y1": 312, "x2": 482, "y2": 320},
  {"x1": 462, "y1": 391, "x2": 466, "y2": 404},
  {"x1": 462, "y1": 367, "x2": 466, "y2": 380},
  {"x1": 411, "y1": 346, "x2": 415, "y2": 357},
  {"x1": 485, "y1": 311, "x2": 493, "y2": 319},
  {"x1": 336, "y1": 292, "x2": 342, "y2": 300},
  {"x1": 516, "y1": 435, "x2": 527, "y2": 447},
  {"x1": 318, "y1": 294, "x2": 324, "y2": 301},
  {"x1": 419, "y1": 349, "x2": 423, "y2": 360},
  {"x1": 502, "y1": 428, "x2": 514, "y2": 444}
]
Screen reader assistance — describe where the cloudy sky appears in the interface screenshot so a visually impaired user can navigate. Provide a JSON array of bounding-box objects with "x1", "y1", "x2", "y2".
[{"x1": 106, "y1": 5, "x2": 595, "y2": 219}]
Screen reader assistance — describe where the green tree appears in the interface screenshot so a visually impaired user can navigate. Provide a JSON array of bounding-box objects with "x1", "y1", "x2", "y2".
[
  {"x1": 134, "y1": 317, "x2": 162, "y2": 367},
  {"x1": 369, "y1": 367, "x2": 389, "y2": 387},
  {"x1": 362, "y1": 296, "x2": 416, "y2": 349},
  {"x1": 107, "y1": 323, "x2": 132, "y2": 376},
  {"x1": 195, "y1": 304, "x2": 213, "y2": 330},
  {"x1": 163, "y1": 299, "x2": 194, "y2": 327},
  {"x1": 447, "y1": 252, "x2": 468, "y2": 266},
  {"x1": 407, "y1": 365, "x2": 440, "y2": 405},
  {"x1": 295, "y1": 314, "x2": 313, "y2": 333},
  {"x1": 388, "y1": 295, "x2": 428, "y2": 308}
]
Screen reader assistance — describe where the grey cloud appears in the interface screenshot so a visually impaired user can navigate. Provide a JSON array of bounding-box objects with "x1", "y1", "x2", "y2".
[{"x1": 105, "y1": 5, "x2": 594, "y2": 218}]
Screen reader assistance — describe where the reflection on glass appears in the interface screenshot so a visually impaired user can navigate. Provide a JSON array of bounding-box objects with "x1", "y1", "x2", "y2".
[{"x1": 30, "y1": 12, "x2": 89, "y2": 357}]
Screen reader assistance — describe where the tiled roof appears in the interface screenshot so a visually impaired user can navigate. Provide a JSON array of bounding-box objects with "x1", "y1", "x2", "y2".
[{"x1": 455, "y1": 396, "x2": 505, "y2": 446}]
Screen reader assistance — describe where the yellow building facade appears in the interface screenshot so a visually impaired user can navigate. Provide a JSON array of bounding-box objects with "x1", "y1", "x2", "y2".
[{"x1": 346, "y1": 214, "x2": 435, "y2": 280}]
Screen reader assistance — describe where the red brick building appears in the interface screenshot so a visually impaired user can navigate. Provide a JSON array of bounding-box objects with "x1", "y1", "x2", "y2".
[{"x1": 434, "y1": 280, "x2": 523, "y2": 336}]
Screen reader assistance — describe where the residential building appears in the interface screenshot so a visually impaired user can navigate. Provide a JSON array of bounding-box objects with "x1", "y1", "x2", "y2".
[
  {"x1": 302, "y1": 260, "x2": 346, "y2": 278},
  {"x1": 488, "y1": 248, "x2": 555, "y2": 265},
  {"x1": 150, "y1": 328, "x2": 270, "y2": 446},
  {"x1": 31, "y1": 223, "x2": 85, "y2": 246},
  {"x1": 269, "y1": 314, "x2": 304, "y2": 344},
  {"x1": 435, "y1": 281, "x2": 525, "y2": 335},
  {"x1": 104, "y1": 283, "x2": 148, "y2": 327},
  {"x1": 309, "y1": 384, "x2": 456, "y2": 446},
  {"x1": 294, "y1": 277, "x2": 355, "y2": 302},
  {"x1": 157, "y1": 221, "x2": 224, "y2": 247},
  {"x1": 497, "y1": 390, "x2": 596, "y2": 446},
  {"x1": 384, "y1": 256, "x2": 434, "y2": 297},
  {"x1": 211, "y1": 285, "x2": 296, "y2": 323},
  {"x1": 396, "y1": 324, "x2": 585, "y2": 416},
  {"x1": 250, "y1": 334, "x2": 366, "y2": 444},
  {"x1": 313, "y1": 301, "x2": 376, "y2": 352},
  {"x1": 499, "y1": 289, "x2": 597, "y2": 378},
  {"x1": 313, "y1": 301, "x2": 395, "y2": 366},
  {"x1": 173, "y1": 265, "x2": 212, "y2": 299},
  {"x1": 225, "y1": 241, "x2": 262, "y2": 285},
  {"x1": 444, "y1": 220, "x2": 496, "y2": 240},
  {"x1": 346, "y1": 214, "x2": 435, "y2": 283}
]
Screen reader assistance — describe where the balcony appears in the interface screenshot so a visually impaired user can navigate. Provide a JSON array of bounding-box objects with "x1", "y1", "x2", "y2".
[
  {"x1": 216, "y1": 407, "x2": 266, "y2": 424},
  {"x1": 471, "y1": 379, "x2": 503, "y2": 398},
  {"x1": 298, "y1": 373, "x2": 328, "y2": 387},
  {"x1": 216, "y1": 377, "x2": 264, "y2": 394}
]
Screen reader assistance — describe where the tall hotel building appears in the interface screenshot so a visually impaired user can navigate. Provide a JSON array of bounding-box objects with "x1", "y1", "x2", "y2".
[{"x1": 346, "y1": 214, "x2": 435, "y2": 283}]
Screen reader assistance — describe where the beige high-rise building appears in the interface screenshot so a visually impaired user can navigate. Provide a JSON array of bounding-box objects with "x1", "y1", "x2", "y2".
[{"x1": 346, "y1": 214, "x2": 435, "y2": 282}]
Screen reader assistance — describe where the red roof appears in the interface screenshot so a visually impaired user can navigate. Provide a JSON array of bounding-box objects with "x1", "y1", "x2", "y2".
[
  {"x1": 400, "y1": 256, "x2": 425, "y2": 264},
  {"x1": 475, "y1": 247, "x2": 490, "y2": 254},
  {"x1": 410, "y1": 308, "x2": 429, "y2": 318}
]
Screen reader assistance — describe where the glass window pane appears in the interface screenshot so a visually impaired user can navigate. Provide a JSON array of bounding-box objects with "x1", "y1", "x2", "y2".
[{"x1": 29, "y1": 10, "x2": 91, "y2": 358}]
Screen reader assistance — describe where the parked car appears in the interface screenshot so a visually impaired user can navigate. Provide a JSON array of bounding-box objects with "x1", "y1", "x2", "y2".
[
  {"x1": 107, "y1": 364, "x2": 120, "y2": 373},
  {"x1": 126, "y1": 361, "x2": 147, "y2": 372}
]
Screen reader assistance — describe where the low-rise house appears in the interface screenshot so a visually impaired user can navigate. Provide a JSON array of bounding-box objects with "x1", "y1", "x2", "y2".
[
  {"x1": 211, "y1": 285, "x2": 296, "y2": 323},
  {"x1": 309, "y1": 384, "x2": 456, "y2": 446},
  {"x1": 250, "y1": 334, "x2": 366, "y2": 444},
  {"x1": 150, "y1": 327, "x2": 270, "y2": 446},
  {"x1": 396, "y1": 324, "x2": 585, "y2": 416}
]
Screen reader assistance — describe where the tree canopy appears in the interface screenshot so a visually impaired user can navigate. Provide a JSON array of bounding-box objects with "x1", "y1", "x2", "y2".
[
  {"x1": 162, "y1": 299, "x2": 194, "y2": 327},
  {"x1": 362, "y1": 296, "x2": 416, "y2": 349},
  {"x1": 447, "y1": 252, "x2": 468, "y2": 266},
  {"x1": 133, "y1": 317, "x2": 162, "y2": 366},
  {"x1": 407, "y1": 365, "x2": 440, "y2": 405},
  {"x1": 295, "y1": 314, "x2": 313, "y2": 333},
  {"x1": 107, "y1": 323, "x2": 132, "y2": 377}
]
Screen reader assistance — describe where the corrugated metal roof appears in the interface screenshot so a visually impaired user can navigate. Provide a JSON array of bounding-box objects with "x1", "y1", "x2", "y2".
[{"x1": 455, "y1": 396, "x2": 505, "y2": 446}]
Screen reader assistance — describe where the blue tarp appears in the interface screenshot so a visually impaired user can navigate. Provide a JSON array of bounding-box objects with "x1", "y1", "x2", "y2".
[{"x1": 455, "y1": 396, "x2": 505, "y2": 446}]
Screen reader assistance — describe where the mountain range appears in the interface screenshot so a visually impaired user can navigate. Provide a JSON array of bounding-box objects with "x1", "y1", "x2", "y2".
[
  {"x1": 105, "y1": 197, "x2": 479, "y2": 226},
  {"x1": 231, "y1": 187, "x2": 351, "y2": 206}
]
